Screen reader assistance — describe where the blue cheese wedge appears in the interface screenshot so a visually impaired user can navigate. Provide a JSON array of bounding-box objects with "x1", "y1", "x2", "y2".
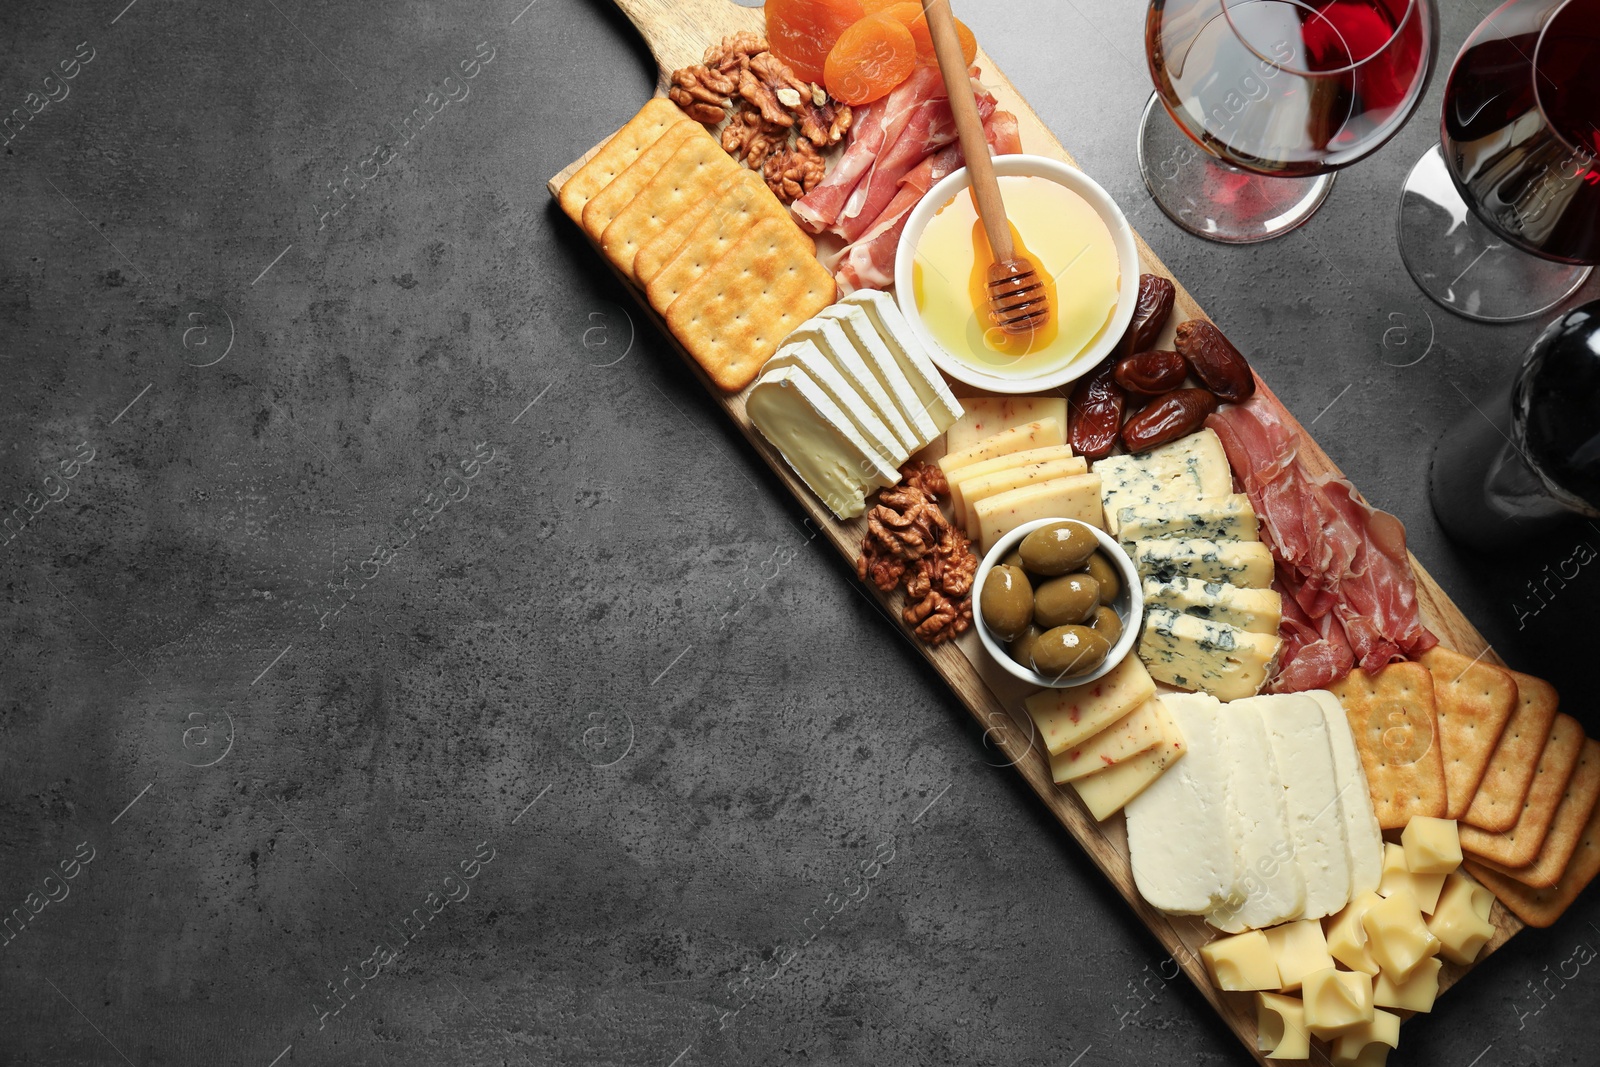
[
  {"x1": 1137, "y1": 608, "x2": 1282, "y2": 701},
  {"x1": 816, "y1": 302, "x2": 940, "y2": 446},
  {"x1": 784, "y1": 317, "x2": 920, "y2": 453},
  {"x1": 1141, "y1": 577, "x2": 1283, "y2": 635},
  {"x1": 763, "y1": 339, "x2": 908, "y2": 466},
  {"x1": 839, "y1": 290, "x2": 964, "y2": 433},
  {"x1": 746, "y1": 366, "x2": 899, "y2": 520},
  {"x1": 1307, "y1": 690, "x2": 1385, "y2": 899},
  {"x1": 1130, "y1": 538, "x2": 1274, "y2": 589},
  {"x1": 1126, "y1": 692, "x2": 1240, "y2": 914},
  {"x1": 1208, "y1": 699, "x2": 1305, "y2": 932},
  {"x1": 1094, "y1": 429, "x2": 1232, "y2": 536},
  {"x1": 1116, "y1": 493, "x2": 1258, "y2": 544}
]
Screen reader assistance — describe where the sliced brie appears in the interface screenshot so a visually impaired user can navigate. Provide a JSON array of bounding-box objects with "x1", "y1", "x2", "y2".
[
  {"x1": 764, "y1": 339, "x2": 908, "y2": 466},
  {"x1": 747, "y1": 366, "x2": 898, "y2": 520},
  {"x1": 816, "y1": 303, "x2": 940, "y2": 446},
  {"x1": 839, "y1": 290, "x2": 964, "y2": 433},
  {"x1": 784, "y1": 317, "x2": 920, "y2": 453}
]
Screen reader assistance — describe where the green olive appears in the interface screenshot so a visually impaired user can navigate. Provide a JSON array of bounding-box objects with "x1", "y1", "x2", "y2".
[
  {"x1": 1009, "y1": 623, "x2": 1044, "y2": 669},
  {"x1": 1002, "y1": 549, "x2": 1025, "y2": 571},
  {"x1": 1090, "y1": 604, "x2": 1123, "y2": 645},
  {"x1": 1031, "y1": 625, "x2": 1111, "y2": 679},
  {"x1": 1032, "y1": 573, "x2": 1101, "y2": 629},
  {"x1": 980, "y1": 565, "x2": 1034, "y2": 641},
  {"x1": 1084, "y1": 551, "x2": 1121, "y2": 604},
  {"x1": 1018, "y1": 521, "x2": 1098, "y2": 576}
]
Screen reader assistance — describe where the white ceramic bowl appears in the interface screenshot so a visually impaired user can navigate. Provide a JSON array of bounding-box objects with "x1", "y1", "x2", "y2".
[
  {"x1": 893, "y1": 154, "x2": 1140, "y2": 395},
  {"x1": 972, "y1": 517, "x2": 1143, "y2": 689}
]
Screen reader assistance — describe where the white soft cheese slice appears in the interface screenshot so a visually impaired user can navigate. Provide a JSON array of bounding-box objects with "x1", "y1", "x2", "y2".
[
  {"x1": 1207, "y1": 699, "x2": 1305, "y2": 933},
  {"x1": 764, "y1": 339, "x2": 908, "y2": 466},
  {"x1": 1244, "y1": 693, "x2": 1351, "y2": 922},
  {"x1": 784, "y1": 317, "x2": 920, "y2": 453},
  {"x1": 746, "y1": 366, "x2": 899, "y2": 520},
  {"x1": 1126, "y1": 691, "x2": 1239, "y2": 915},
  {"x1": 839, "y1": 290, "x2": 964, "y2": 433},
  {"x1": 1307, "y1": 689, "x2": 1385, "y2": 899},
  {"x1": 817, "y1": 303, "x2": 940, "y2": 447}
]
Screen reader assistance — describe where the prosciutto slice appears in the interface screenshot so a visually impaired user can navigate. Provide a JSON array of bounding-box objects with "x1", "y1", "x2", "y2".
[{"x1": 1208, "y1": 397, "x2": 1436, "y2": 690}]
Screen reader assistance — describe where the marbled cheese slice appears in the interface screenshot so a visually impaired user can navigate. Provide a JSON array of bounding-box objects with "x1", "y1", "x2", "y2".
[
  {"x1": 1130, "y1": 538, "x2": 1275, "y2": 589},
  {"x1": 1141, "y1": 577, "x2": 1283, "y2": 635},
  {"x1": 1138, "y1": 608, "x2": 1281, "y2": 701},
  {"x1": 1115, "y1": 493, "x2": 1258, "y2": 544},
  {"x1": 1094, "y1": 429, "x2": 1232, "y2": 536}
]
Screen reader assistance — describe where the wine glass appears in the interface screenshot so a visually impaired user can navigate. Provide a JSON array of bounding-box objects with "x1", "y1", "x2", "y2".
[
  {"x1": 1141, "y1": 0, "x2": 1439, "y2": 243},
  {"x1": 1398, "y1": 0, "x2": 1600, "y2": 322}
]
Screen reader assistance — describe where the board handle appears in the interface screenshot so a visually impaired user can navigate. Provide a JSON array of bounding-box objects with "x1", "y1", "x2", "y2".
[{"x1": 610, "y1": 0, "x2": 766, "y2": 84}]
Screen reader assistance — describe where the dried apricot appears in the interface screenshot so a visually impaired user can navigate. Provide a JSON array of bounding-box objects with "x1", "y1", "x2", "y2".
[
  {"x1": 825, "y1": 14, "x2": 918, "y2": 105},
  {"x1": 908, "y1": 12, "x2": 978, "y2": 66},
  {"x1": 767, "y1": 0, "x2": 866, "y2": 84},
  {"x1": 863, "y1": 0, "x2": 922, "y2": 25}
]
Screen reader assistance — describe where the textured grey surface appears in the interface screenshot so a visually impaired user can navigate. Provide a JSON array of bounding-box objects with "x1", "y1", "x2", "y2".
[{"x1": 2, "y1": 0, "x2": 1598, "y2": 1065}]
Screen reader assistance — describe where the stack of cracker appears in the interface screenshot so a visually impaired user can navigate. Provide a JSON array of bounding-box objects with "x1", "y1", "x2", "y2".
[
  {"x1": 559, "y1": 98, "x2": 835, "y2": 392},
  {"x1": 1331, "y1": 648, "x2": 1599, "y2": 929}
]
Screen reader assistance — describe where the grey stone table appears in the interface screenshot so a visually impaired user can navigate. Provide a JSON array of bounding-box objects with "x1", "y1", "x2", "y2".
[{"x1": 3, "y1": 1, "x2": 1597, "y2": 1064}]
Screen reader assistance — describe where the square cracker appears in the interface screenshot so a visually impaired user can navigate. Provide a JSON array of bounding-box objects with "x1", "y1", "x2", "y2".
[
  {"x1": 1471, "y1": 737, "x2": 1600, "y2": 888},
  {"x1": 1420, "y1": 646, "x2": 1519, "y2": 819},
  {"x1": 581, "y1": 120, "x2": 701, "y2": 242},
  {"x1": 599, "y1": 134, "x2": 738, "y2": 281},
  {"x1": 1466, "y1": 793, "x2": 1600, "y2": 927},
  {"x1": 1463, "y1": 668, "x2": 1561, "y2": 833},
  {"x1": 635, "y1": 168, "x2": 741, "y2": 285},
  {"x1": 1331, "y1": 662, "x2": 1447, "y2": 829},
  {"x1": 663, "y1": 215, "x2": 836, "y2": 393},
  {"x1": 647, "y1": 168, "x2": 796, "y2": 315},
  {"x1": 1460, "y1": 713, "x2": 1584, "y2": 868},
  {"x1": 558, "y1": 97, "x2": 688, "y2": 223}
]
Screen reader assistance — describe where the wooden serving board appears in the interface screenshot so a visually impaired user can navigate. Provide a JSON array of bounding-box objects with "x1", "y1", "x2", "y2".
[{"x1": 549, "y1": 1, "x2": 1524, "y2": 1061}]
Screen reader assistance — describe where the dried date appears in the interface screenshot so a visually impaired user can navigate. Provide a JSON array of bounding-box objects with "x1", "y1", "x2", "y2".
[
  {"x1": 1121, "y1": 388, "x2": 1219, "y2": 452},
  {"x1": 1122, "y1": 274, "x2": 1176, "y2": 357},
  {"x1": 1114, "y1": 350, "x2": 1188, "y2": 396},
  {"x1": 1068, "y1": 356, "x2": 1126, "y2": 460},
  {"x1": 1174, "y1": 320, "x2": 1256, "y2": 403}
]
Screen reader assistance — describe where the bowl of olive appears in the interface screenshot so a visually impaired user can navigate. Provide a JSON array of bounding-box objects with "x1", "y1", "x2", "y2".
[{"x1": 972, "y1": 517, "x2": 1143, "y2": 688}]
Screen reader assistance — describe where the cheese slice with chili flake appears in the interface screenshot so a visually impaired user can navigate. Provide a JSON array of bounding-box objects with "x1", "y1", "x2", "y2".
[
  {"x1": 1023, "y1": 654, "x2": 1156, "y2": 756},
  {"x1": 1070, "y1": 700, "x2": 1187, "y2": 821},
  {"x1": 1050, "y1": 697, "x2": 1167, "y2": 783}
]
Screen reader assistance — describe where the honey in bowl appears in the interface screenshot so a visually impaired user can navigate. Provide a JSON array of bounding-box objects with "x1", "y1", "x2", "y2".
[{"x1": 911, "y1": 174, "x2": 1120, "y2": 380}]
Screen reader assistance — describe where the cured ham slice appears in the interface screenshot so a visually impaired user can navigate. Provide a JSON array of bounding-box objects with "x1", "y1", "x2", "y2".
[
  {"x1": 836, "y1": 110, "x2": 1021, "y2": 291},
  {"x1": 1208, "y1": 397, "x2": 1436, "y2": 691}
]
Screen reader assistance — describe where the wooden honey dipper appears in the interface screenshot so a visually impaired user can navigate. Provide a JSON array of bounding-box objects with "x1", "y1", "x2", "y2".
[{"x1": 920, "y1": 0, "x2": 1050, "y2": 337}]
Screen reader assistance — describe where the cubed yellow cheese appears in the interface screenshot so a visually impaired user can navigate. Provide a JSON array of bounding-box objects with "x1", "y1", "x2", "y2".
[
  {"x1": 1023, "y1": 655, "x2": 1156, "y2": 755},
  {"x1": 1068, "y1": 704, "x2": 1186, "y2": 821},
  {"x1": 946, "y1": 445, "x2": 1075, "y2": 524},
  {"x1": 1302, "y1": 967, "x2": 1375, "y2": 1039},
  {"x1": 937, "y1": 418, "x2": 1065, "y2": 476},
  {"x1": 1447, "y1": 869, "x2": 1494, "y2": 922},
  {"x1": 975, "y1": 473, "x2": 1104, "y2": 551},
  {"x1": 1373, "y1": 955, "x2": 1441, "y2": 1013},
  {"x1": 1362, "y1": 888, "x2": 1441, "y2": 981},
  {"x1": 1331, "y1": 1008, "x2": 1401, "y2": 1065},
  {"x1": 1426, "y1": 872, "x2": 1497, "y2": 965},
  {"x1": 1401, "y1": 816, "x2": 1462, "y2": 875},
  {"x1": 1264, "y1": 919, "x2": 1336, "y2": 992},
  {"x1": 1378, "y1": 842, "x2": 1445, "y2": 914},
  {"x1": 1323, "y1": 891, "x2": 1384, "y2": 975},
  {"x1": 960, "y1": 457, "x2": 1090, "y2": 536},
  {"x1": 1049, "y1": 697, "x2": 1165, "y2": 783},
  {"x1": 1256, "y1": 992, "x2": 1311, "y2": 1060},
  {"x1": 945, "y1": 396, "x2": 1069, "y2": 454},
  {"x1": 1202, "y1": 930, "x2": 1280, "y2": 991},
  {"x1": 1334, "y1": 1046, "x2": 1394, "y2": 1067}
]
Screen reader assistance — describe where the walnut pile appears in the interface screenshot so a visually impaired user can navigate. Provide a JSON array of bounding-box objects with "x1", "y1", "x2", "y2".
[
  {"x1": 857, "y1": 461, "x2": 977, "y2": 646},
  {"x1": 670, "y1": 34, "x2": 853, "y2": 204}
]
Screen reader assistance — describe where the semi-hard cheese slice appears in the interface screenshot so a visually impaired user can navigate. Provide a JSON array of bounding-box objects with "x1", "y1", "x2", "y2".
[
  {"x1": 1130, "y1": 538, "x2": 1275, "y2": 589},
  {"x1": 1307, "y1": 690, "x2": 1385, "y2": 899},
  {"x1": 944, "y1": 395, "x2": 1070, "y2": 454},
  {"x1": 937, "y1": 419, "x2": 1066, "y2": 476},
  {"x1": 764, "y1": 339, "x2": 907, "y2": 466},
  {"x1": 946, "y1": 445, "x2": 1077, "y2": 525},
  {"x1": 817, "y1": 302, "x2": 940, "y2": 446},
  {"x1": 746, "y1": 366, "x2": 899, "y2": 520},
  {"x1": 960, "y1": 457, "x2": 1090, "y2": 537},
  {"x1": 1256, "y1": 992, "x2": 1311, "y2": 1060},
  {"x1": 1069, "y1": 701, "x2": 1186, "y2": 821},
  {"x1": 1095, "y1": 429, "x2": 1232, "y2": 536},
  {"x1": 1245, "y1": 694, "x2": 1352, "y2": 921},
  {"x1": 974, "y1": 473, "x2": 1104, "y2": 551},
  {"x1": 1126, "y1": 691, "x2": 1238, "y2": 915},
  {"x1": 1023, "y1": 654, "x2": 1156, "y2": 755},
  {"x1": 1049, "y1": 696, "x2": 1166, "y2": 783},
  {"x1": 1139, "y1": 608, "x2": 1281, "y2": 701},
  {"x1": 785, "y1": 317, "x2": 920, "y2": 453},
  {"x1": 1264, "y1": 918, "x2": 1336, "y2": 992},
  {"x1": 1116, "y1": 493, "x2": 1258, "y2": 544},
  {"x1": 1208, "y1": 699, "x2": 1305, "y2": 933},
  {"x1": 1142, "y1": 577, "x2": 1283, "y2": 635},
  {"x1": 839, "y1": 291, "x2": 964, "y2": 432}
]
